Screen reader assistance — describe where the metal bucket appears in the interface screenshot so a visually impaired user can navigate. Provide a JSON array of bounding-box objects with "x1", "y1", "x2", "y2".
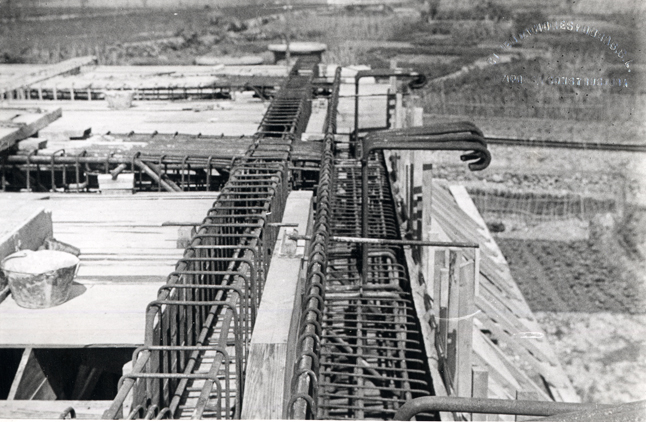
[
  {"x1": 104, "y1": 90, "x2": 133, "y2": 110},
  {"x1": 1, "y1": 250, "x2": 80, "y2": 309}
]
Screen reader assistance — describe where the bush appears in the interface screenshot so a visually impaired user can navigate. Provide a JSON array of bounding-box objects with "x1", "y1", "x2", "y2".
[
  {"x1": 1, "y1": 52, "x2": 25, "y2": 64},
  {"x1": 436, "y1": 0, "x2": 510, "y2": 21},
  {"x1": 513, "y1": 10, "x2": 548, "y2": 36},
  {"x1": 474, "y1": 1, "x2": 510, "y2": 22}
]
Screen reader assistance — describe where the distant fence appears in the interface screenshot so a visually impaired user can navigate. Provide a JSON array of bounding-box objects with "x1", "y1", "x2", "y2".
[
  {"x1": 422, "y1": 93, "x2": 645, "y2": 122},
  {"x1": 467, "y1": 186, "x2": 622, "y2": 223}
]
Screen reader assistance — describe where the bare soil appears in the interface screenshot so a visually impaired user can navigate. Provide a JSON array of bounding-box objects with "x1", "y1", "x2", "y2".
[
  {"x1": 492, "y1": 209, "x2": 646, "y2": 404},
  {"x1": 536, "y1": 311, "x2": 646, "y2": 404}
]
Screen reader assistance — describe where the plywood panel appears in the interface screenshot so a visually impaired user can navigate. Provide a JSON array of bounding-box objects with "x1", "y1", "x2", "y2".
[{"x1": 0, "y1": 282, "x2": 162, "y2": 347}]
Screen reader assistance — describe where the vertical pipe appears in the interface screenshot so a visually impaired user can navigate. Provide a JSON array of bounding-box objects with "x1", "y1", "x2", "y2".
[
  {"x1": 362, "y1": 156, "x2": 369, "y2": 285},
  {"x1": 25, "y1": 151, "x2": 33, "y2": 191},
  {"x1": 354, "y1": 78, "x2": 360, "y2": 140},
  {"x1": 1, "y1": 156, "x2": 6, "y2": 191}
]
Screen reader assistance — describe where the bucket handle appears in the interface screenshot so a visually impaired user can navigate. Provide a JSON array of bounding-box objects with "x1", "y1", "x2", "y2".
[{"x1": 1, "y1": 251, "x2": 30, "y2": 267}]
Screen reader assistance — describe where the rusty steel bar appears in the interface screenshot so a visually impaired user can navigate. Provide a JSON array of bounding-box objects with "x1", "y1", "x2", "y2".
[
  {"x1": 360, "y1": 124, "x2": 491, "y2": 286},
  {"x1": 393, "y1": 396, "x2": 624, "y2": 421},
  {"x1": 133, "y1": 158, "x2": 178, "y2": 193},
  {"x1": 288, "y1": 233, "x2": 478, "y2": 248},
  {"x1": 353, "y1": 69, "x2": 427, "y2": 138}
]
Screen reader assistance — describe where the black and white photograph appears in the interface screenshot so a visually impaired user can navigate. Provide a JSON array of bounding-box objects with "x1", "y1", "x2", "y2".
[{"x1": 0, "y1": 0, "x2": 644, "y2": 419}]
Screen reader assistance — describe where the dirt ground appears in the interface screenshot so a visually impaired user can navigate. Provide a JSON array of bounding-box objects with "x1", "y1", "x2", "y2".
[
  {"x1": 492, "y1": 210, "x2": 646, "y2": 404},
  {"x1": 535, "y1": 311, "x2": 646, "y2": 404}
]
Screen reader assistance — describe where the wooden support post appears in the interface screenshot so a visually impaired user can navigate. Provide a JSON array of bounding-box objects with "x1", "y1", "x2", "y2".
[
  {"x1": 0, "y1": 107, "x2": 62, "y2": 153},
  {"x1": 421, "y1": 164, "x2": 433, "y2": 286},
  {"x1": 446, "y1": 250, "x2": 461, "y2": 393},
  {"x1": 408, "y1": 161, "x2": 414, "y2": 238},
  {"x1": 395, "y1": 93, "x2": 404, "y2": 129},
  {"x1": 472, "y1": 366, "x2": 489, "y2": 421},
  {"x1": 412, "y1": 106, "x2": 424, "y2": 127},
  {"x1": 457, "y1": 258, "x2": 475, "y2": 399},
  {"x1": 437, "y1": 253, "x2": 450, "y2": 370}
]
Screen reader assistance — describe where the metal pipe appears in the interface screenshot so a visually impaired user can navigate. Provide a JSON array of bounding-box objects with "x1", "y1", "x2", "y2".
[
  {"x1": 133, "y1": 158, "x2": 178, "y2": 193},
  {"x1": 110, "y1": 162, "x2": 128, "y2": 179},
  {"x1": 393, "y1": 397, "x2": 614, "y2": 420},
  {"x1": 288, "y1": 233, "x2": 477, "y2": 248},
  {"x1": 353, "y1": 69, "x2": 427, "y2": 138},
  {"x1": 533, "y1": 400, "x2": 646, "y2": 422}
]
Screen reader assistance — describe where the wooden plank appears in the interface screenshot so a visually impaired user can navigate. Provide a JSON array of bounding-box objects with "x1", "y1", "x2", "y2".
[
  {"x1": 0, "y1": 283, "x2": 162, "y2": 347},
  {"x1": 421, "y1": 163, "x2": 433, "y2": 286},
  {"x1": 0, "y1": 400, "x2": 112, "y2": 419},
  {"x1": 7, "y1": 348, "x2": 33, "y2": 400},
  {"x1": 9, "y1": 348, "x2": 57, "y2": 400},
  {"x1": 0, "y1": 207, "x2": 53, "y2": 281},
  {"x1": 473, "y1": 332, "x2": 523, "y2": 394},
  {"x1": 241, "y1": 191, "x2": 312, "y2": 420},
  {"x1": 0, "y1": 107, "x2": 62, "y2": 152},
  {"x1": 16, "y1": 137, "x2": 47, "y2": 151},
  {"x1": 242, "y1": 343, "x2": 288, "y2": 419}
]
